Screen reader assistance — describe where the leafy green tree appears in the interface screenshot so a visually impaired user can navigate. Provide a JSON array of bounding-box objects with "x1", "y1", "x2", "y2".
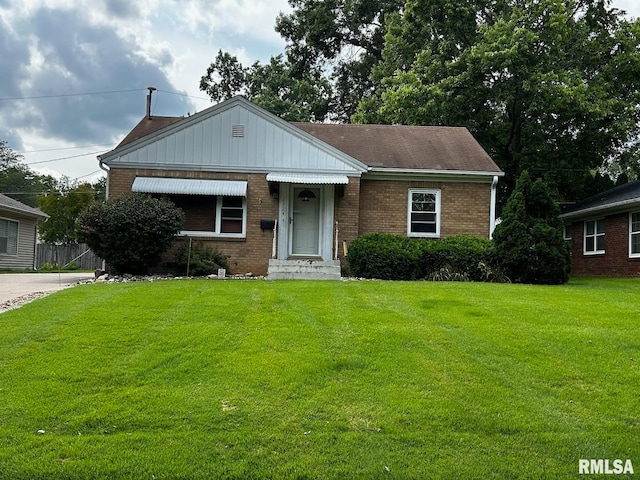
[
  {"x1": 275, "y1": 0, "x2": 404, "y2": 121},
  {"x1": 200, "y1": 51, "x2": 332, "y2": 122},
  {"x1": 492, "y1": 171, "x2": 571, "y2": 284},
  {"x1": 355, "y1": 0, "x2": 640, "y2": 204},
  {"x1": 0, "y1": 140, "x2": 56, "y2": 207},
  {"x1": 76, "y1": 194, "x2": 185, "y2": 275},
  {"x1": 37, "y1": 180, "x2": 97, "y2": 243}
]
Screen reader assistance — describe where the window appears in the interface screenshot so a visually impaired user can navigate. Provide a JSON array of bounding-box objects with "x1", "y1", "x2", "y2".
[
  {"x1": 563, "y1": 224, "x2": 572, "y2": 241},
  {"x1": 630, "y1": 212, "x2": 640, "y2": 258},
  {"x1": 0, "y1": 218, "x2": 19, "y2": 255},
  {"x1": 165, "y1": 195, "x2": 246, "y2": 237},
  {"x1": 584, "y1": 219, "x2": 605, "y2": 255},
  {"x1": 408, "y1": 189, "x2": 440, "y2": 237}
]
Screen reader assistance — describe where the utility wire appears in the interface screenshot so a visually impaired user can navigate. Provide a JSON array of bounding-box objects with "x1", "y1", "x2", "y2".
[
  {"x1": 0, "y1": 88, "x2": 144, "y2": 101},
  {"x1": 26, "y1": 150, "x2": 108, "y2": 165},
  {"x1": 20, "y1": 143, "x2": 116, "y2": 154}
]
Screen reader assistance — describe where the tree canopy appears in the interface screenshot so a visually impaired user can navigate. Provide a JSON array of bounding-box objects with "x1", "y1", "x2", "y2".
[{"x1": 355, "y1": 0, "x2": 640, "y2": 203}]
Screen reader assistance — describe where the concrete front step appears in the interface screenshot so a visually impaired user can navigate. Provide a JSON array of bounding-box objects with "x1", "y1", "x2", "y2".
[{"x1": 267, "y1": 259, "x2": 341, "y2": 280}]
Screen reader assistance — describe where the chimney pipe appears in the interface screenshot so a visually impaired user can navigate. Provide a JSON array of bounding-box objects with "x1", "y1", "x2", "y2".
[{"x1": 146, "y1": 86, "x2": 157, "y2": 119}]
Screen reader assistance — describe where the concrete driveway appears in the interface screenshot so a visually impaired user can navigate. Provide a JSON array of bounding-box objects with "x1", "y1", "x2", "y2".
[{"x1": 0, "y1": 272, "x2": 95, "y2": 304}]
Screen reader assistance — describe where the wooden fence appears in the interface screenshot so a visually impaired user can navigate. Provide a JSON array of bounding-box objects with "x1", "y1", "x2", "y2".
[{"x1": 35, "y1": 243, "x2": 103, "y2": 270}]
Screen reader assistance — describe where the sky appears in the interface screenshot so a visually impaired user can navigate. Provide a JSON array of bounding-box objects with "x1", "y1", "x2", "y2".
[{"x1": 1, "y1": 0, "x2": 639, "y2": 185}]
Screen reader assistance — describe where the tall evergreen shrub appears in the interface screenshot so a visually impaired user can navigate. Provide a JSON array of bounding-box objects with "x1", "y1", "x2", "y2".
[{"x1": 492, "y1": 171, "x2": 571, "y2": 284}]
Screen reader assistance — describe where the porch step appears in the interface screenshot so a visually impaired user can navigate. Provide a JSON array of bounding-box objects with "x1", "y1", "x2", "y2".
[{"x1": 267, "y1": 259, "x2": 341, "y2": 280}]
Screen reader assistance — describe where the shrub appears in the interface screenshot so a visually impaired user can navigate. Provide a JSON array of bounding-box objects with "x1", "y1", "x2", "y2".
[
  {"x1": 422, "y1": 235, "x2": 494, "y2": 281},
  {"x1": 173, "y1": 241, "x2": 229, "y2": 276},
  {"x1": 347, "y1": 233, "x2": 422, "y2": 280},
  {"x1": 492, "y1": 171, "x2": 571, "y2": 284},
  {"x1": 77, "y1": 194, "x2": 184, "y2": 275},
  {"x1": 347, "y1": 233, "x2": 495, "y2": 281}
]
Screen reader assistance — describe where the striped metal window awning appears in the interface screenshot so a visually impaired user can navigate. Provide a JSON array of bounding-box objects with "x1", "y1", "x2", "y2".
[
  {"x1": 132, "y1": 177, "x2": 247, "y2": 196},
  {"x1": 266, "y1": 173, "x2": 349, "y2": 184}
]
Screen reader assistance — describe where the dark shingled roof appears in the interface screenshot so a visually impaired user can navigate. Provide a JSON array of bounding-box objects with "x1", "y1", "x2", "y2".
[
  {"x1": 561, "y1": 180, "x2": 640, "y2": 217},
  {"x1": 110, "y1": 111, "x2": 501, "y2": 174},
  {"x1": 292, "y1": 123, "x2": 501, "y2": 172},
  {"x1": 0, "y1": 193, "x2": 49, "y2": 218},
  {"x1": 116, "y1": 116, "x2": 183, "y2": 148}
]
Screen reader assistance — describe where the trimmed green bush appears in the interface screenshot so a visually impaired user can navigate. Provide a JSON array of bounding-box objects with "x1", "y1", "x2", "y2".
[
  {"x1": 347, "y1": 233, "x2": 495, "y2": 281},
  {"x1": 77, "y1": 194, "x2": 184, "y2": 275},
  {"x1": 347, "y1": 233, "x2": 423, "y2": 280}
]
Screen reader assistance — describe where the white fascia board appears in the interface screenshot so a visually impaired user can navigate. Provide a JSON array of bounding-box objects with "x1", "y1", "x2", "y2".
[
  {"x1": 364, "y1": 168, "x2": 504, "y2": 182},
  {"x1": 105, "y1": 163, "x2": 363, "y2": 177},
  {"x1": 560, "y1": 198, "x2": 640, "y2": 221}
]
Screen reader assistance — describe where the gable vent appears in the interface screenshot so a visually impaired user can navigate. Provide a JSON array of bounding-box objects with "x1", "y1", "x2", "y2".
[{"x1": 231, "y1": 124, "x2": 245, "y2": 137}]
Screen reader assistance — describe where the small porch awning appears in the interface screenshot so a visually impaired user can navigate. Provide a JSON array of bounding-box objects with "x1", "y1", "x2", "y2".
[
  {"x1": 132, "y1": 177, "x2": 247, "y2": 196},
  {"x1": 266, "y1": 172, "x2": 349, "y2": 185}
]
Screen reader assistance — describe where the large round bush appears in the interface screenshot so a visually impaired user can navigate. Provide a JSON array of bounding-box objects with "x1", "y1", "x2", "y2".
[{"x1": 77, "y1": 194, "x2": 184, "y2": 274}]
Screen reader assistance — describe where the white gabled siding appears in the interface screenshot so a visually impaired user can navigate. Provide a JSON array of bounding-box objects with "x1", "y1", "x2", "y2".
[{"x1": 104, "y1": 99, "x2": 367, "y2": 176}]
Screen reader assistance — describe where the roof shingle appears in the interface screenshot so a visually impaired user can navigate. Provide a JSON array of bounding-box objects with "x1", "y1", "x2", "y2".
[
  {"x1": 292, "y1": 123, "x2": 501, "y2": 172},
  {"x1": 0, "y1": 193, "x2": 49, "y2": 218}
]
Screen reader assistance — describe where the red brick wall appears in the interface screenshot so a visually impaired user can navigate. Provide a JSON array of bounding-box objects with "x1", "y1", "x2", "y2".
[
  {"x1": 334, "y1": 179, "x2": 361, "y2": 261},
  {"x1": 108, "y1": 168, "x2": 277, "y2": 275},
  {"x1": 569, "y1": 212, "x2": 640, "y2": 277},
  {"x1": 358, "y1": 179, "x2": 492, "y2": 238}
]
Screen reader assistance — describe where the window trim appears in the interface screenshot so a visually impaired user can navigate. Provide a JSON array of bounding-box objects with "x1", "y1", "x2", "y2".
[
  {"x1": 563, "y1": 224, "x2": 572, "y2": 241},
  {"x1": 178, "y1": 195, "x2": 247, "y2": 239},
  {"x1": 583, "y1": 218, "x2": 605, "y2": 256},
  {"x1": 0, "y1": 217, "x2": 19, "y2": 256},
  {"x1": 407, "y1": 188, "x2": 441, "y2": 238},
  {"x1": 630, "y1": 211, "x2": 640, "y2": 259}
]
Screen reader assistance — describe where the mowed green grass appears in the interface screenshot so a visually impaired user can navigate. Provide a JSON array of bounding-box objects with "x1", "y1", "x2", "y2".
[{"x1": 0, "y1": 278, "x2": 638, "y2": 479}]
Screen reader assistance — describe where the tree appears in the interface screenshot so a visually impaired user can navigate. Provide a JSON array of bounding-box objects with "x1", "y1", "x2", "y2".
[
  {"x1": 492, "y1": 171, "x2": 571, "y2": 284},
  {"x1": 355, "y1": 0, "x2": 640, "y2": 204},
  {"x1": 0, "y1": 140, "x2": 56, "y2": 207},
  {"x1": 37, "y1": 180, "x2": 97, "y2": 243},
  {"x1": 200, "y1": 51, "x2": 333, "y2": 122},
  {"x1": 274, "y1": 0, "x2": 404, "y2": 121},
  {"x1": 76, "y1": 194, "x2": 185, "y2": 275}
]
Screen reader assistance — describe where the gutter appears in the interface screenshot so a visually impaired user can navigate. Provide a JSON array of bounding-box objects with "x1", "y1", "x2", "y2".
[{"x1": 559, "y1": 197, "x2": 640, "y2": 221}]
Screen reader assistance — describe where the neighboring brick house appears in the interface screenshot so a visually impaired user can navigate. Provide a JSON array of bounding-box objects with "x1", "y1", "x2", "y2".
[
  {"x1": 0, "y1": 193, "x2": 48, "y2": 270},
  {"x1": 560, "y1": 180, "x2": 640, "y2": 277},
  {"x1": 99, "y1": 96, "x2": 503, "y2": 278}
]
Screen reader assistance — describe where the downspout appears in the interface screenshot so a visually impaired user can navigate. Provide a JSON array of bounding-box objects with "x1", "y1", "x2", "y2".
[
  {"x1": 98, "y1": 159, "x2": 110, "y2": 272},
  {"x1": 99, "y1": 160, "x2": 110, "y2": 200},
  {"x1": 489, "y1": 175, "x2": 499, "y2": 239}
]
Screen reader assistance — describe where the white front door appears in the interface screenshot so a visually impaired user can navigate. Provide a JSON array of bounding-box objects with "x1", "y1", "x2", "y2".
[{"x1": 291, "y1": 187, "x2": 321, "y2": 255}]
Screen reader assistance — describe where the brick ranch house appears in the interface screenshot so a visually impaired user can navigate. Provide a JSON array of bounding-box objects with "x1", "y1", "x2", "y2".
[
  {"x1": 98, "y1": 96, "x2": 503, "y2": 278},
  {"x1": 560, "y1": 180, "x2": 640, "y2": 277}
]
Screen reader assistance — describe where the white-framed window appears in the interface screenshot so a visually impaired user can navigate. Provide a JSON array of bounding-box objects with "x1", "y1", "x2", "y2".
[
  {"x1": 563, "y1": 224, "x2": 572, "y2": 242},
  {"x1": 0, "y1": 218, "x2": 19, "y2": 256},
  {"x1": 630, "y1": 212, "x2": 640, "y2": 258},
  {"x1": 165, "y1": 194, "x2": 247, "y2": 238},
  {"x1": 408, "y1": 189, "x2": 441, "y2": 237},
  {"x1": 584, "y1": 219, "x2": 605, "y2": 255}
]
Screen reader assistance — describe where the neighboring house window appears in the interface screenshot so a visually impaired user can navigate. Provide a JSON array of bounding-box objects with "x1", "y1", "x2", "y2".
[
  {"x1": 165, "y1": 195, "x2": 246, "y2": 237},
  {"x1": 563, "y1": 224, "x2": 572, "y2": 242},
  {"x1": 0, "y1": 218, "x2": 19, "y2": 255},
  {"x1": 630, "y1": 212, "x2": 640, "y2": 258},
  {"x1": 408, "y1": 189, "x2": 441, "y2": 237},
  {"x1": 584, "y1": 219, "x2": 605, "y2": 255}
]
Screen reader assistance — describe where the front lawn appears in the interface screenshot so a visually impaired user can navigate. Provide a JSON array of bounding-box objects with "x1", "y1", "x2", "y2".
[{"x1": 0, "y1": 278, "x2": 638, "y2": 479}]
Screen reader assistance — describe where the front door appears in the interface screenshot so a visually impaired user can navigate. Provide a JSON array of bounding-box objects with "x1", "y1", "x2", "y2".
[{"x1": 291, "y1": 187, "x2": 320, "y2": 256}]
